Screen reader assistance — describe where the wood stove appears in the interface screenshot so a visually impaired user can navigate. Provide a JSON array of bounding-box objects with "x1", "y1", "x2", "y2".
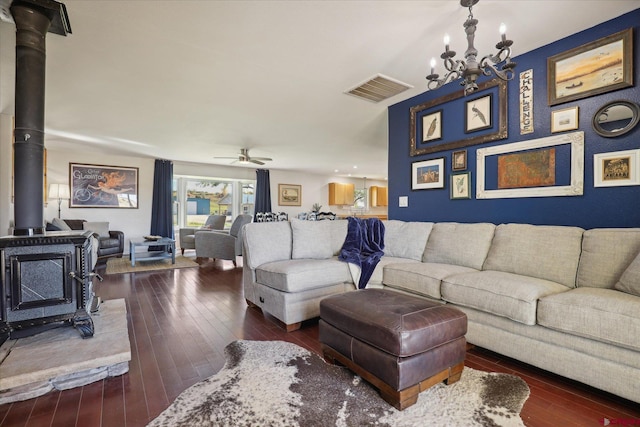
[{"x1": 0, "y1": 231, "x2": 99, "y2": 345}]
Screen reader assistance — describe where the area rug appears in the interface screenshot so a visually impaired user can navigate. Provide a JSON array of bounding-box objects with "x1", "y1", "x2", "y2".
[
  {"x1": 105, "y1": 256, "x2": 198, "y2": 274},
  {"x1": 147, "y1": 340, "x2": 530, "y2": 427}
]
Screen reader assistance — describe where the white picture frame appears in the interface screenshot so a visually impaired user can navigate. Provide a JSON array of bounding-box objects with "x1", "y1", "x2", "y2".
[
  {"x1": 594, "y1": 149, "x2": 640, "y2": 187},
  {"x1": 476, "y1": 131, "x2": 584, "y2": 199},
  {"x1": 412, "y1": 158, "x2": 445, "y2": 190}
]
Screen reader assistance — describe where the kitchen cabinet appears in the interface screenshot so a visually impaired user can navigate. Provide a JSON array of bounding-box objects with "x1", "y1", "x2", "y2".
[
  {"x1": 328, "y1": 182, "x2": 355, "y2": 205},
  {"x1": 369, "y1": 186, "x2": 388, "y2": 207}
]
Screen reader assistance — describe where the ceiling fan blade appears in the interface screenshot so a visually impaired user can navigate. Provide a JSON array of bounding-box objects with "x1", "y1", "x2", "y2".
[
  {"x1": 250, "y1": 157, "x2": 272, "y2": 161},
  {"x1": 250, "y1": 159, "x2": 265, "y2": 165},
  {"x1": 213, "y1": 156, "x2": 239, "y2": 160}
]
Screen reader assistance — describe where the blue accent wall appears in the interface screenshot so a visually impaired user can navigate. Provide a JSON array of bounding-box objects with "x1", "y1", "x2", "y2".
[{"x1": 388, "y1": 9, "x2": 640, "y2": 229}]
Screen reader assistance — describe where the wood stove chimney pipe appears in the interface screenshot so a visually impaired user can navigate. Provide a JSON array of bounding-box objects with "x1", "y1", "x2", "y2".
[{"x1": 9, "y1": 0, "x2": 70, "y2": 236}]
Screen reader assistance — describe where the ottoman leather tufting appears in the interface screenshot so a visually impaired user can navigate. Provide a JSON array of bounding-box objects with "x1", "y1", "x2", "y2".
[{"x1": 319, "y1": 289, "x2": 467, "y2": 410}]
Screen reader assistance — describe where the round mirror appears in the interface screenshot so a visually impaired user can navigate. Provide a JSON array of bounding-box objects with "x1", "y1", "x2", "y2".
[{"x1": 592, "y1": 100, "x2": 640, "y2": 138}]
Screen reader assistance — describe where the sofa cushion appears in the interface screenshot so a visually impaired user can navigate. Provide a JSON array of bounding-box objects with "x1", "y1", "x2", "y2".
[
  {"x1": 329, "y1": 220, "x2": 348, "y2": 256},
  {"x1": 52, "y1": 217, "x2": 71, "y2": 231},
  {"x1": 46, "y1": 221, "x2": 62, "y2": 231},
  {"x1": 83, "y1": 221, "x2": 110, "y2": 238},
  {"x1": 482, "y1": 223, "x2": 584, "y2": 288},
  {"x1": 614, "y1": 251, "x2": 640, "y2": 296},
  {"x1": 423, "y1": 222, "x2": 495, "y2": 270},
  {"x1": 291, "y1": 219, "x2": 332, "y2": 259},
  {"x1": 577, "y1": 228, "x2": 640, "y2": 289},
  {"x1": 441, "y1": 270, "x2": 569, "y2": 325},
  {"x1": 383, "y1": 262, "x2": 477, "y2": 300},
  {"x1": 63, "y1": 219, "x2": 85, "y2": 230},
  {"x1": 243, "y1": 222, "x2": 293, "y2": 269},
  {"x1": 538, "y1": 287, "x2": 640, "y2": 352},
  {"x1": 366, "y1": 257, "x2": 420, "y2": 288},
  {"x1": 382, "y1": 220, "x2": 433, "y2": 261},
  {"x1": 256, "y1": 258, "x2": 352, "y2": 293}
]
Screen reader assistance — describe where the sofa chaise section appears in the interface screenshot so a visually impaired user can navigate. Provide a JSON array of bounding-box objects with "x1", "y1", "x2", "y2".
[{"x1": 242, "y1": 218, "x2": 640, "y2": 403}]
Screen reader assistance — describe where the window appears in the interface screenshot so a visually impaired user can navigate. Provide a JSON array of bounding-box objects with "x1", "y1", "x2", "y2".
[{"x1": 173, "y1": 176, "x2": 255, "y2": 231}]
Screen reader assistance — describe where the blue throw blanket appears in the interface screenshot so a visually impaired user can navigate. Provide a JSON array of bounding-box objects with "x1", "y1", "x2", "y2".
[{"x1": 338, "y1": 217, "x2": 385, "y2": 289}]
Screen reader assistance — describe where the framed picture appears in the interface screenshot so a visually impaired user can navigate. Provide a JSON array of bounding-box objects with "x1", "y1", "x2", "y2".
[
  {"x1": 594, "y1": 149, "x2": 640, "y2": 187},
  {"x1": 450, "y1": 172, "x2": 471, "y2": 200},
  {"x1": 278, "y1": 183, "x2": 302, "y2": 206},
  {"x1": 412, "y1": 158, "x2": 445, "y2": 190},
  {"x1": 422, "y1": 110, "x2": 442, "y2": 142},
  {"x1": 547, "y1": 28, "x2": 633, "y2": 106},
  {"x1": 452, "y1": 150, "x2": 467, "y2": 171},
  {"x1": 551, "y1": 106, "x2": 579, "y2": 133},
  {"x1": 465, "y1": 94, "x2": 492, "y2": 133},
  {"x1": 69, "y1": 163, "x2": 138, "y2": 208},
  {"x1": 410, "y1": 79, "x2": 507, "y2": 156},
  {"x1": 476, "y1": 131, "x2": 584, "y2": 199}
]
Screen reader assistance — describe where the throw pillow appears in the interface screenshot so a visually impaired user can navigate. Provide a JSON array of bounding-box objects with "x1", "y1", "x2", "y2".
[
  {"x1": 52, "y1": 217, "x2": 72, "y2": 231},
  {"x1": 614, "y1": 251, "x2": 640, "y2": 297},
  {"x1": 83, "y1": 221, "x2": 110, "y2": 238},
  {"x1": 46, "y1": 222, "x2": 61, "y2": 231},
  {"x1": 291, "y1": 219, "x2": 332, "y2": 260}
]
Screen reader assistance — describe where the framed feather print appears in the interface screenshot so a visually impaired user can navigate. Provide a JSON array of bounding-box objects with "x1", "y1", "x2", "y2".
[
  {"x1": 409, "y1": 79, "x2": 507, "y2": 156},
  {"x1": 465, "y1": 94, "x2": 492, "y2": 133},
  {"x1": 422, "y1": 110, "x2": 442, "y2": 142}
]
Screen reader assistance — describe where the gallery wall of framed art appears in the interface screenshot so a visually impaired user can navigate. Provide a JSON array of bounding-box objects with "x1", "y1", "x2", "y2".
[{"x1": 388, "y1": 9, "x2": 639, "y2": 229}]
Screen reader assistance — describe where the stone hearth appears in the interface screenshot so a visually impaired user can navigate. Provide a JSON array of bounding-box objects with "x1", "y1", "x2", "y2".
[{"x1": 0, "y1": 299, "x2": 131, "y2": 404}]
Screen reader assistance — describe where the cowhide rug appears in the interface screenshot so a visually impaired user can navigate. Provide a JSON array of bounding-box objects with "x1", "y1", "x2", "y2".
[{"x1": 147, "y1": 340, "x2": 530, "y2": 427}]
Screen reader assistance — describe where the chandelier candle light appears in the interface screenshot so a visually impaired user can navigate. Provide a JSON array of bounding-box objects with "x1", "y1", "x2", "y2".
[{"x1": 426, "y1": 0, "x2": 516, "y2": 95}]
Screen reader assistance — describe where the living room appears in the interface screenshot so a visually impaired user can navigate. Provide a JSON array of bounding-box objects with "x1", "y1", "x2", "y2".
[{"x1": 1, "y1": 1, "x2": 640, "y2": 426}]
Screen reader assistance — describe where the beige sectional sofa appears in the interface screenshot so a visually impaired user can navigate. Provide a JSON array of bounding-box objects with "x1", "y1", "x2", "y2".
[{"x1": 242, "y1": 219, "x2": 640, "y2": 403}]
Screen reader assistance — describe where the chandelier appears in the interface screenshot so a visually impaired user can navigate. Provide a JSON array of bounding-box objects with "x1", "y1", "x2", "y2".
[{"x1": 426, "y1": 0, "x2": 516, "y2": 95}]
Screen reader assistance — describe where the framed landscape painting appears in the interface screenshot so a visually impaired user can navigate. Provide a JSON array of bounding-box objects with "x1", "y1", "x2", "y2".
[
  {"x1": 69, "y1": 163, "x2": 138, "y2": 208},
  {"x1": 278, "y1": 183, "x2": 302, "y2": 206},
  {"x1": 547, "y1": 28, "x2": 633, "y2": 106}
]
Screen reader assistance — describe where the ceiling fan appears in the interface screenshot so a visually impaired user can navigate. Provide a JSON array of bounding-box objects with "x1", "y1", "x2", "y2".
[{"x1": 214, "y1": 148, "x2": 273, "y2": 165}]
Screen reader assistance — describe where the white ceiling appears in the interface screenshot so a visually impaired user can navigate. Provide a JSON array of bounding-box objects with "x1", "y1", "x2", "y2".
[{"x1": 4, "y1": 0, "x2": 639, "y2": 180}]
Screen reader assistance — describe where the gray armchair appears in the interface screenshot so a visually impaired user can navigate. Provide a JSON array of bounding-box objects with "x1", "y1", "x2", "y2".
[
  {"x1": 179, "y1": 214, "x2": 226, "y2": 255},
  {"x1": 195, "y1": 214, "x2": 253, "y2": 266}
]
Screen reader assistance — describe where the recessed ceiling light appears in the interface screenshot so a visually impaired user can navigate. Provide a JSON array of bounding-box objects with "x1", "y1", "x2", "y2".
[{"x1": 353, "y1": 165, "x2": 358, "y2": 169}]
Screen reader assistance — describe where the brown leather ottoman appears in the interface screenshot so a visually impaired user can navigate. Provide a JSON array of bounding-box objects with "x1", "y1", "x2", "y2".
[{"x1": 319, "y1": 289, "x2": 467, "y2": 410}]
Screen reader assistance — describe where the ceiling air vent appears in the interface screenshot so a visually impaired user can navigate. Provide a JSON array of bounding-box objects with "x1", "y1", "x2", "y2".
[{"x1": 345, "y1": 74, "x2": 413, "y2": 103}]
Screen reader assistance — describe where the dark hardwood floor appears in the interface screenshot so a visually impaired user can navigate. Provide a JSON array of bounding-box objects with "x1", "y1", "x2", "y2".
[{"x1": 1, "y1": 258, "x2": 639, "y2": 426}]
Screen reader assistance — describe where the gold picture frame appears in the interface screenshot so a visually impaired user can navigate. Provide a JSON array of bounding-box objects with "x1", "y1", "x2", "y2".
[
  {"x1": 547, "y1": 28, "x2": 633, "y2": 106},
  {"x1": 278, "y1": 183, "x2": 302, "y2": 206},
  {"x1": 551, "y1": 106, "x2": 579, "y2": 133}
]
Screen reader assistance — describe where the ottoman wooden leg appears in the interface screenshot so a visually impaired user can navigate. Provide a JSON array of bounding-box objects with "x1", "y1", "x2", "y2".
[
  {"x1": 321, "y1": 344, "x2": 465, "y2": 411},
  {"x1": 444, "y1": 362, "x2": 464, "y2": 385}
]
